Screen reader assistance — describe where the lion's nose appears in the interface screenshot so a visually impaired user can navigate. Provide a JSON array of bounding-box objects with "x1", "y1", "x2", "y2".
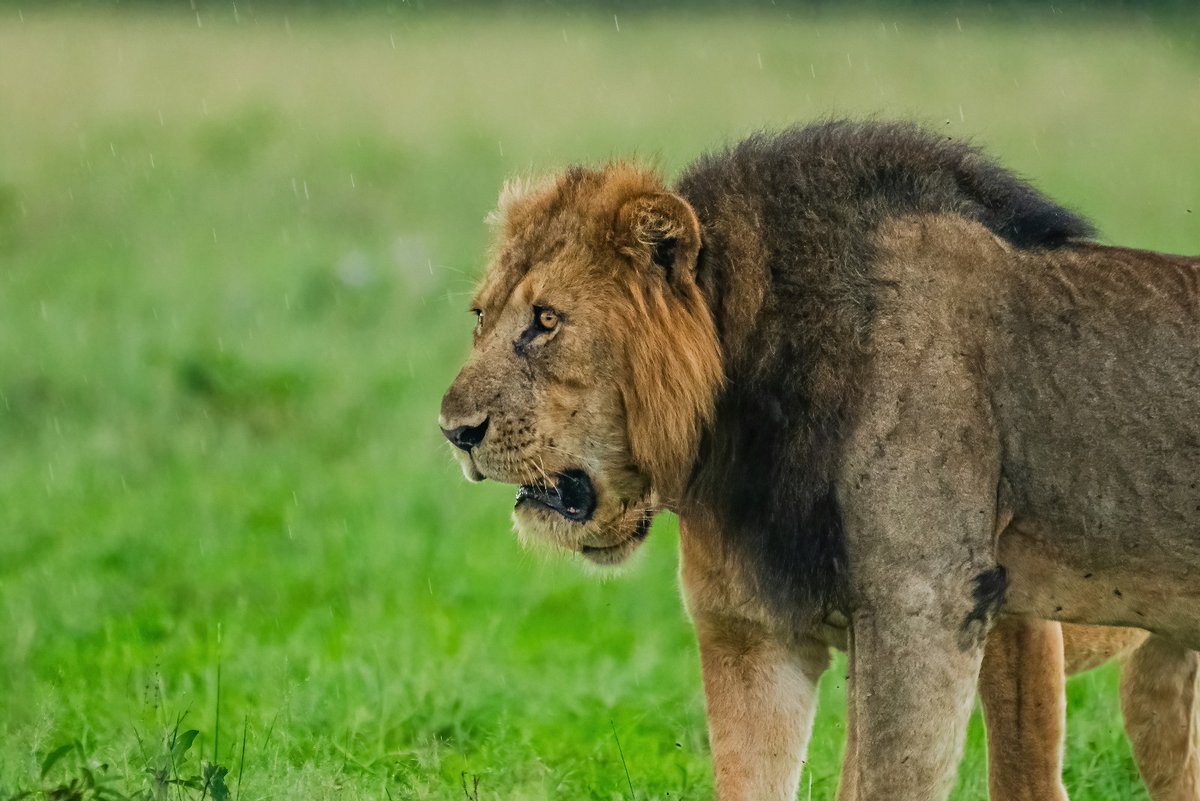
[{"x1": 441, "y1": 417, "x2": 489, "y2": 452}]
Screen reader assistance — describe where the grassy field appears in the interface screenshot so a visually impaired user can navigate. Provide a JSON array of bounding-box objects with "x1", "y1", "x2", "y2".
[{"x1": 0, "y1": 5, "x2": 1197, "y2": 800}]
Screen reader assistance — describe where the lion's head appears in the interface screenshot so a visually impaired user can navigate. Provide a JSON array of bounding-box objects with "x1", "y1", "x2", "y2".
[{"x1": 439, "y1": 165, "x2": 723, "y2": 565}]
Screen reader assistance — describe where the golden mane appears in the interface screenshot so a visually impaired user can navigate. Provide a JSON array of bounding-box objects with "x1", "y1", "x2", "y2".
[{"x1": 610, "y1": 242, "x2": 722, "y2": 502}]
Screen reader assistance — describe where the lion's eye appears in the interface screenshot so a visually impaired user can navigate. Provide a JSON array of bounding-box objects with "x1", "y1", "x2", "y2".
[
  {"x1": 471, "y1": 308, "x2": 483, "y2": 335},
  {"x1": 534, "y1": 307, "x2": 559, "y2": 332}
]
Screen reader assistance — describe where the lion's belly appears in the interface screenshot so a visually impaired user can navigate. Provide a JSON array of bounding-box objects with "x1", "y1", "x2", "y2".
[{"x1": 998, "y1": 522, "x2": 1200, "y2": 648}]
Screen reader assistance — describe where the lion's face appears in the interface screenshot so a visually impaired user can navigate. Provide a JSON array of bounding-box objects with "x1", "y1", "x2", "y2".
[
  {"x1": 439, "y1": 166, "x2": 722, "y2": 566},
  {"x1": 440, "y1": 257, "x2": 655, "y2": 565}
]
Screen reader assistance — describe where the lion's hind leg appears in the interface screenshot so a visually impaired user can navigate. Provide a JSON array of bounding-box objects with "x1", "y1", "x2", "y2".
[
  {"x1": 1059, "y1": 624, "x2": 1198, "y2": 801},
  {"x1": 1061, "y1": 624, "x2": 1146, "y2": 674},
  {"x1": 1120, "y1": 635, "x2": 1200, "y2": 801},
  {"x1": 980, "y1": 617, "x2": 1070, "y2": 801}
]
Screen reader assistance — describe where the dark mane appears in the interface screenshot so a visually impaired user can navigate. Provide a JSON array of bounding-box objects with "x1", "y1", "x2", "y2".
[{"x1": 676, "y1": 120, "x2": 1094, "y2": 620}]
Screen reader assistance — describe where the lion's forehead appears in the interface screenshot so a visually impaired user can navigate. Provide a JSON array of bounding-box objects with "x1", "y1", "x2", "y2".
[
  {"x1": 472, "y1": 161, "x2": 670, "y2": 314},
  {"x1": 475, "y1": 239, "x2": 615, "y2": 321},
  {"x1": 473, "y1": 224, "x2": 567, "y2": 311}
]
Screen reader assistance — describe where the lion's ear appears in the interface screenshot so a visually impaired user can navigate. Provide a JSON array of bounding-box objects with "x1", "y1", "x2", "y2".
[{"x1": 614, "y1": 192, "x2": 702, "y2": 287}]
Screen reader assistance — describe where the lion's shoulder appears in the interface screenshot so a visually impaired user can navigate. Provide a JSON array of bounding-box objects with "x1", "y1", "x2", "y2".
[{"x1": 677, "y1": 121, "x2": 1096, "y2": 622}]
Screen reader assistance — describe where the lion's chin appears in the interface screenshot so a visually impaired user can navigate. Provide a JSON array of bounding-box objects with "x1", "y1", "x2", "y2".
[
  {"x1": 579, "y1": 516, "x2": 653, "y2": 566},
  {"x1": 512, "y1": 503, "x2": 655, "y2": 567}
]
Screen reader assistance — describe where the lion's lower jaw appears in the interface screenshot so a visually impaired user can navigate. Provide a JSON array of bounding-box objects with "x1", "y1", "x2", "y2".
[
  {"x1": 578, "y1": 539, "x2": 643, "y2": 566},
  {"x1": 511, "y1": 507, "x2": 650, "y2": 567}
]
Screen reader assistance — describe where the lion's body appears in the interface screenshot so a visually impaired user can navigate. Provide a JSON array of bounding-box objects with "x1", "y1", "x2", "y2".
[
  {"x1": 833, "y1": 214, "x2": 1200, "y2": 799},
  {"x1": 870, "y1": 219, "x2": 1200, "y2": 637},
  {"x1": 441, "y1": 121, "x2": 1200, "y2": 801}
]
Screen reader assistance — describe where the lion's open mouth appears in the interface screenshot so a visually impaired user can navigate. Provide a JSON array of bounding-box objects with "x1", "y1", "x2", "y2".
[{"x1": 515, "y1": 469, "x2": 596, "y2": 523}]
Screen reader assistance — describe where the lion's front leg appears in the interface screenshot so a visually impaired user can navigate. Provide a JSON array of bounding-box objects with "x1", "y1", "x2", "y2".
[
  {"x1": 696, "y1": 617, "x2": 830, "y2": 801},
  {"x1": 844, "y1": 574, "x2": 987, "y2": 801},
  {"x1": 837, "y1": 375, "x2": 1002, "y2": 801},
  {"x1": 680, "y1": 520, "x2": 831, "y2": 801}
]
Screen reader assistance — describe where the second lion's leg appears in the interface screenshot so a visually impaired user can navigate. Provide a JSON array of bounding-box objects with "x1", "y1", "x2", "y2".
[
  {"x1": 979, "y1": 617, "x2": 1069, "y2": 801},
  {"x1": 1121, "y1": 635, "x2": 1200, "y2": 801}
]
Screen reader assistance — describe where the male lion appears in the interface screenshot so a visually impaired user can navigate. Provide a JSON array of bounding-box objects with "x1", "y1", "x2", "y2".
[{"x1": 439, "y1": 121, "x2": 1200, "y2": 800}]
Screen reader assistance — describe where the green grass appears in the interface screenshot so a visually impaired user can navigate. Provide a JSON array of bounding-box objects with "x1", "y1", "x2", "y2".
[{"x1": 0, "y1": 5, "x2": 1197, "y2": 799}]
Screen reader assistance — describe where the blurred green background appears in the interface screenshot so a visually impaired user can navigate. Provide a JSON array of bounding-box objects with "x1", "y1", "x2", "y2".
[{"x1": 0, "y1": 3, "x2": 1197, "y2": 800}]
